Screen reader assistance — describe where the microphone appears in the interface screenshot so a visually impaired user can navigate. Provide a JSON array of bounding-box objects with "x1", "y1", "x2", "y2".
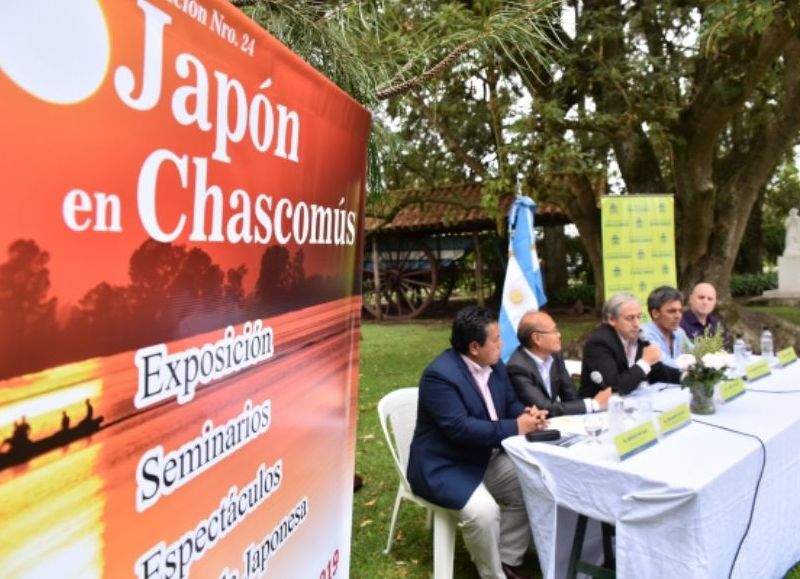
[
  {"x1": 638, "y1": 329, "x2": 650, "y2": 346},
  {"x1": 590, "y1": 371, "x2": 605, "y2": 389}
]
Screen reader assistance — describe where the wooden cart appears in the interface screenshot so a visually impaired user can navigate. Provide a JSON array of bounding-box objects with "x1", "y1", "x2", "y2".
[{"x1": 363, "y1": 184, "x2": 569, "y2": 320}]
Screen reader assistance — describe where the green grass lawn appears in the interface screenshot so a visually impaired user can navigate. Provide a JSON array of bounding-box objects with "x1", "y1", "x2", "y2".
[
  {"x1": 351, "y1": 315, "x2": 800, "y2": 578},
  {"x1": 752, "y1": 305, "x2": 800, "y2": 326}
]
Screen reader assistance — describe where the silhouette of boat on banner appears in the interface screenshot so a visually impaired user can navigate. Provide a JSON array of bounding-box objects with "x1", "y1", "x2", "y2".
[{"x1": 0, "y1": 416, "x2": 104, "y2": 471}]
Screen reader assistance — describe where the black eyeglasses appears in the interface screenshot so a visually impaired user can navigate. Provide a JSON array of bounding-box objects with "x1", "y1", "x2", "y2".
[{"x1": 534, "y1": 328, "x2": 560, "y2": 335}]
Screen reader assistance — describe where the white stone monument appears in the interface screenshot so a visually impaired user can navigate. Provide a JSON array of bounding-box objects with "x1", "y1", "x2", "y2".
[{"x1": 764, "y1": 207, "x2": 800, "y2": 299}]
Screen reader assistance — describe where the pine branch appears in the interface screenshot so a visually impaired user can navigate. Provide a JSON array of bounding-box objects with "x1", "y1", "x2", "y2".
[{"x1": 376, "y1": 39, "x2": 477, "y2": 100}]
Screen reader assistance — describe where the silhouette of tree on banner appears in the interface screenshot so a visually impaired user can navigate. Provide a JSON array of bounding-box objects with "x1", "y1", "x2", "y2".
[
  {"x1": 291, "y1": 249, "x2": 306, "y2": 290},
  {"x1": 223, "y1": 264, "x2": 248, "y2": 325},
  {"x1": 251, "y1": 246, "x2": 353, "y2": 315},
  {"x1": 127, "y1": 239, "x2": 186, "y2": 339},
  {"x1": 0, "y1": 240, "x2": 58, "y2": 379},
  {"x1": 130, "y1": 240, "x2": 253, "y2": 340},
  {"x1": 62, "y1": 282, "x2": 131, "y2": 360},
  {"x1": 254, "y1": 246, "x2": 295, "y2": 310},
  {"x1": 65, "y1": 240, "x2": 247, "y2": 363},
  {"x1": 0, "y1": 238, "x2": 255, "y2": 381},
  {"x1": 170, "y1": 248, "x2": 224, "y2": 315}
]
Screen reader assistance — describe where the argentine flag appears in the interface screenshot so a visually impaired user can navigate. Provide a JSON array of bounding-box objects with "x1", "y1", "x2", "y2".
[{"x1": 499, "y1": 196, "x2": 547, "y2": 361}]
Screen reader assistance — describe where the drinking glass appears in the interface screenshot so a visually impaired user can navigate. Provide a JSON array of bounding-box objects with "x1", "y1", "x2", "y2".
[
  {"x1": 623, "y1": 397, "x2": 639, "y2": 423},
  {"x1": 583, "y1": 414, "x2": 603, "y2": 444}
]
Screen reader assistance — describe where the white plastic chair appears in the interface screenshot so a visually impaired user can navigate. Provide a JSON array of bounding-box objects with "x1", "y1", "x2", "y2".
[{"x1": 377, "y1": 387, "x2": 458, "y2": 579}]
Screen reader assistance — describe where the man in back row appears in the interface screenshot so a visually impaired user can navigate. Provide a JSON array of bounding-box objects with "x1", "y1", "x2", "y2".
[
  {"x1": 580, "y1": 293, "x2": 681, "y2": 398},
  {"x1": 680, "y1": 282, "x2": 729, "y2": 346},
  {"x1": 641, "y1": 286, "x2": 691, "y2": 369},
  {"x1": 508, "y1": 310, "x2": 612, "y2": 416}
]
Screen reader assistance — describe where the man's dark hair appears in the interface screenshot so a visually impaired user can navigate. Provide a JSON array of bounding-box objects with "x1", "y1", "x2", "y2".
[
  {"x1": 647, "y1": 286, "x2": 683, "y2": 316},
  {"x1": 450, "y1": 306, "x2": 497, "y2": 354}
]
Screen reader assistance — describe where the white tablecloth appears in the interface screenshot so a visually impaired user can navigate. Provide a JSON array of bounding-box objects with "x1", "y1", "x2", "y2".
[{"x1": 503, "y1": 362, "x2": 800, "y2": 579}]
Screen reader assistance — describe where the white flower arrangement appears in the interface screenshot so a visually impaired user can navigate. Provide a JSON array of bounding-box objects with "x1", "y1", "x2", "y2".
[
  {"x1": 700, "y1": 352, "x2": 729, "y2": 371},
  {"x1": 681, "y1": 330, "x2": 730, "y2": 397},
  {"x1": 676, "y1": 353, "x2": 696, "y2": 371}
]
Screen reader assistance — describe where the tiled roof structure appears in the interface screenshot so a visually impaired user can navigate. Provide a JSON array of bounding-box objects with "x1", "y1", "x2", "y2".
[{"x1": 365, "y1": 183, "x2": 569, "y2": 235}]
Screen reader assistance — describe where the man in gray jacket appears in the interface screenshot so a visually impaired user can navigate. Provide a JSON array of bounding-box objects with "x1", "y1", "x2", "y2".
[{"x1": 508, "y1": 310, "x2": 611, "y2": 416}]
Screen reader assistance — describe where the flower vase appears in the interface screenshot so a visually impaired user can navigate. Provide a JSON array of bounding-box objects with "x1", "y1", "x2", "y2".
[{"x1": 689, "y1": 382, "x2": 716, "y2": 415}]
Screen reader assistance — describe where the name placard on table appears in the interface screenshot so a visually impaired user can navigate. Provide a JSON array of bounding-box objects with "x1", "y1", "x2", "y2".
[
  {"x1": 720, "y1": 378, "x2": 746, "y2": 401},
  {"x1": 777, "y1": 347, "x2": 798, "y2": 367},
  {"x1": 658, "y1": 403, "x2": 692, "y2": 436},
  {"x1": 614, "y1": 421, "x2": 658, "y2": 460},
  {"x1": 745, "y1": 359, "x2": 771, "y2": 382}
]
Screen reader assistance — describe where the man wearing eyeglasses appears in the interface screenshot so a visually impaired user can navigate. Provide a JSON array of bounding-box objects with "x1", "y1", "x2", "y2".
[
  {"x1": 579, "y1": 293, "x2": 681, "y2": 398},
  {"x1": 508, "y1": 311, "x2": 612, "y2": 416}
]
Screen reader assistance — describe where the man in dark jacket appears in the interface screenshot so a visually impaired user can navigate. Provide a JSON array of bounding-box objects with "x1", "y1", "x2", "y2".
[
  {"x1": 580, "y1": 293, "x2": 681, "y2": 398},
  {"x1": 407, "y1": 306, "x2": 546, "y2": 579},
  {"x1": 680, "y1": 282, "x2": 730, "y2": 347},
  {"x1": 508, "y1": 311, "x2": 611, "y2": 416}
]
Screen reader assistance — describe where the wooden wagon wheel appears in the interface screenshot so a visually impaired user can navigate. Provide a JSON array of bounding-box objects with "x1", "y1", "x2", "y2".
[{"x1": 363, "y1": 239, "x2": 438, "y2": 320}]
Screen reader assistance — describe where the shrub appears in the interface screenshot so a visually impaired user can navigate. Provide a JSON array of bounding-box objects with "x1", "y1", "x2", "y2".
[
  {"x1": 550, "y1": 283, "x2": 596, "y2": 305},
  {"x1": 730, "y1": 272, "x2": 777, "y2": 297}
]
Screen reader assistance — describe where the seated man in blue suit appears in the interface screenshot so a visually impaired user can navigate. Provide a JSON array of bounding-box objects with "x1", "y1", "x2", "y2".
[
  {"x1": 407, "y1": 306, "x2": 547, "y2": 579},
  {"x1": 508, "y1": 311, "x2": 611, "y2": 416}
]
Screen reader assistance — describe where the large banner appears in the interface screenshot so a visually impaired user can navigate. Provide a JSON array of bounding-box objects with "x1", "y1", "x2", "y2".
[
  {"x1": 601, "y1": 195, "x2": 677, "y2": 317},
  {"x1": 0, "y1": 2, "x2": 370, "y2": 578}
]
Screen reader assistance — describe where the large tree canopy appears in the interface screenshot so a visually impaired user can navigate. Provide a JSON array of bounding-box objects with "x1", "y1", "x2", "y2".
[
  {"x1": 234, "y1": 0, "x2": 560, "y2": 193},
  {"x1": 236, "y1": 0, "x2": 800, "y2": 308}
]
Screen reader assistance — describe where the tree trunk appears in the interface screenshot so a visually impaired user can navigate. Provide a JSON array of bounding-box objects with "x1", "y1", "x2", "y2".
[
  {"x1": 542, "y1": 225, "x2": 568, "y2": 294},
  {"x1": 672, "y1": 141, "x2": 755, "y2": 302},
  {"x1": 677, "y1": 191, "x2": 754, "y2": 303},
  {"x1": 561, "y1": 175, "x2": 604, "y2": 308},
  {"x1": 736, "y1": 190, "x2": 764, "y2": 274}
]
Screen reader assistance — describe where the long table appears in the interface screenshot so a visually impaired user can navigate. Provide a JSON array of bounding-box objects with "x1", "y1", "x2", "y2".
[{"x1": 503, "y1": 361, "x2": 800, "y2": 579}]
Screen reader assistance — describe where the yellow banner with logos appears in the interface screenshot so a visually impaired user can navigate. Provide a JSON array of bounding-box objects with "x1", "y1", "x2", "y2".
[{"x1": 601, "y1": 195, "x2": 677, "y2": 319}]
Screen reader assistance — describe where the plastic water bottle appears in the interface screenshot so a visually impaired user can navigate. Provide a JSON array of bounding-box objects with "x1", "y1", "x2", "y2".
[
  {"x1": 607, "y1": 394, "x2": 624, "y2": 435},
  {"x1": 638, "y1": 382, "x2": 654, "y2": 420},
  {"x1": 733, "y1": 334, "x2": 746, "y2": 376},
  {"x1": 760, "y1": 326, "x2": 774, "y2": 366}
]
